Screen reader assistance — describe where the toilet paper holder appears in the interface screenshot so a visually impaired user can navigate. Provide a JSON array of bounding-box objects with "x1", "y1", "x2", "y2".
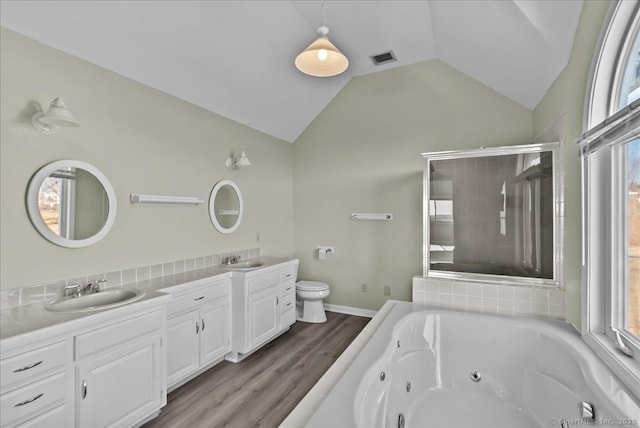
[{"x1": 317, "y1": 246, "x2": 335, "y2": 260}]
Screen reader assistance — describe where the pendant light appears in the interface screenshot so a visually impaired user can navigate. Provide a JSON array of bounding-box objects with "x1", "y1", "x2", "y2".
[{"x1": 295, "y1": 3, "x2": 349, "y2": 77}]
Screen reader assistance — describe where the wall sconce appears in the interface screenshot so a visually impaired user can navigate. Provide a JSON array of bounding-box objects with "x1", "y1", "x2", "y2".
[
  {"x1": 31, "y1": 98, "x2": 81, "y2": 134},
  {"x1": 225, "y1": 150, "x2": 252, "y2": 170}
]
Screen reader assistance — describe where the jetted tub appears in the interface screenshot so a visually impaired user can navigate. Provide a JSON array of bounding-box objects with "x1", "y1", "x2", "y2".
[{"x1": 305, "y1": 302, "x2": 640, "y2": 428}]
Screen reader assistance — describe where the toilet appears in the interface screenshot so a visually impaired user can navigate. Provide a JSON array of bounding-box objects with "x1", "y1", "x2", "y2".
[{"x1": 296, "y1": 280, "x2": 330, "y2": 323}]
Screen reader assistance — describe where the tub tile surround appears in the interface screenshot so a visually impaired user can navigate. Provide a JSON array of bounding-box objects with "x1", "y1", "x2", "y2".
[
  {"x1": 0, "y1": 248, "x2": 260, "y2": 310},
  {"x1": 412, "y1": 277, "x2": 566, "y2": 319}
]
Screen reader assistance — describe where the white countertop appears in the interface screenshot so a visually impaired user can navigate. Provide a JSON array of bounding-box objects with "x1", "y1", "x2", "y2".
[{"x1": 1, "y1": 256, "x2": 296, "y2": 343}]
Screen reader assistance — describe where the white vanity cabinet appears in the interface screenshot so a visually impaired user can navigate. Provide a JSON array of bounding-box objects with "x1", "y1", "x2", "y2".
[
  {"x1": 0, "y1": 339, "x2": 72, "y2": 428},
  {"x1": 228, "y1": 260, "x2": 298, "y2": 362},
  {"x1": 165, "y1": 276, "x2": 231, "y2": 389},
  {"x1": 0, "y1": 298, "x2": 167, "y2": 428},
  {"x1": 74, "y1": 309, "x2": 165, "y2": 428}
]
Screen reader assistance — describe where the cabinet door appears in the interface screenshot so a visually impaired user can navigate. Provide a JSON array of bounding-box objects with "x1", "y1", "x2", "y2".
[
  {"x1": 199, "y1": 297, "x2": 230, "y2": 366},
  {"x1": 76, "y1": 335, "x2": 162, "y2": 428},
  {"x1": 167, "y1": 310, "x2": 200, "y2": 387},
  {"x1": 247, "y1": 286, "x2": 278, "y2": 349}
]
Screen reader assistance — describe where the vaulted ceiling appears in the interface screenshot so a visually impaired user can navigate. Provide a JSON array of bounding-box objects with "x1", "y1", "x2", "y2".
[{"x1": 0, "y1": 1, "x2": 583, "y2": 143}]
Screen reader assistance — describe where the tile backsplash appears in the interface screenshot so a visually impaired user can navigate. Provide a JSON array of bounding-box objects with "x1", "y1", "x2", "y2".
[
  {"x1": 412, "y1": 276, "x2": 565, "y2": 319},
  {"x1": 0, "y1": 248, "x2": 260, "y2": 310}
]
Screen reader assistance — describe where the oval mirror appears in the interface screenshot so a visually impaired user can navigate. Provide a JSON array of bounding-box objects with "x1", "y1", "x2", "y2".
[
  {"x1": 209, "y1": 180, "x2": 243, "y2": 234},
  {"x1": 26, "y1": 160, "x2": 117, "y2": 248}
]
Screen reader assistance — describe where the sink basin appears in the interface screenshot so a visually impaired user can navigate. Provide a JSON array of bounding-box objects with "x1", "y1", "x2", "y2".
[
  {"x1": 46, "y1": 288, "x2": 145, "y2": 313},
  {"x1": 223, "y1": 261, "x2": 265, "y2": 271}
]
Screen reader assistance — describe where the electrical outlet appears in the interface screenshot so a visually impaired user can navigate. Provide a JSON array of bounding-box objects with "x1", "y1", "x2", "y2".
[
  {"x1": 384, "y1": 286, "x2": 391, "y2": 296},
  {"x1": 361, "y1": 283, "x2": 367, "y2": 292}
]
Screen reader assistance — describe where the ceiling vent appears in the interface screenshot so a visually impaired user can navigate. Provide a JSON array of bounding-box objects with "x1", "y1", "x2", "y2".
[{"x1": 370, "y1": 50, "x2": 397, "y2": 66}]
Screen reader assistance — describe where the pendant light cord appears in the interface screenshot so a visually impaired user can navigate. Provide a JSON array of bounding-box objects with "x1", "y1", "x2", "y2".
[{"x1": 321, "y1": 2, "x2": 326, "y2": 27}]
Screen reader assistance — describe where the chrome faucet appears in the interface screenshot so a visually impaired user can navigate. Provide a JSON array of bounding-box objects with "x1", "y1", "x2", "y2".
[
  {"x1": 64, "y1": 279, "x2": 107, "y2": 297},
  {"x1": 222, "y1": 255, "x2": 241, "y2": 265}
]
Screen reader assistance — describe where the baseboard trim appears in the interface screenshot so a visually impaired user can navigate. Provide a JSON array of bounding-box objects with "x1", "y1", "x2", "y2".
[{"x1": 324, "y1": 303, "x2": 377, "y2": 318}]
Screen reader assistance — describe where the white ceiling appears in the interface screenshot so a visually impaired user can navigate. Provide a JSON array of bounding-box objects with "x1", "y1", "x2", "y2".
[{"x1": 0, "y1": 1, "x2": 583, "y2": 143}]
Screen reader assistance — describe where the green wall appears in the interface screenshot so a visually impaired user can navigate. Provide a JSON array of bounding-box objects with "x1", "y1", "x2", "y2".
[
  {"x1": 533, "y1": 0, "x2": 611, "y2": 329},
  {"x1": 290, "y1": 0, "x2": 610, "y2": 323},
  {"x1": 293, "y1": 60, "x2": 533, "y2": 310},
  {"x1": 0, "y1": 28, "x2": 294, "y2": 289}
]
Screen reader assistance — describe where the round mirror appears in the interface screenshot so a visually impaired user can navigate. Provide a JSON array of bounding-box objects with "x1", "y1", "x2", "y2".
[
  {"x1": 209, "y1": 180, "x2": 243, "y2": 234},
  {"x1": 27, "y1": 160, "x2": 117, "y2": 248}
]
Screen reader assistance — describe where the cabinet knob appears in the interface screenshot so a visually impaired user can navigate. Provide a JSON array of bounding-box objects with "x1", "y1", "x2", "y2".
[
  {"x1": 82, "y1": 380, "x2": 87, "y2": 399},
  {"x1": 194, "y1": 296, "x2": 204, "y2": 301}
]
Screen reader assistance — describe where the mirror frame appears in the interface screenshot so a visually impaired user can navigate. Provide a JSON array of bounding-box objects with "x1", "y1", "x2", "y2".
[
  {"x1": 26, "y1": 160, "x2": 117, "y2": 248},
  {"x1": 422, "y1": 142, "x2": 562, "y2": 288},
  {"x1": 209, "y1": 179, "x2": 243, "y2": 234}
]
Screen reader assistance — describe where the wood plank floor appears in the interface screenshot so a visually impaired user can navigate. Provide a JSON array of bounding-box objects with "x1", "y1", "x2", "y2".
[{"x1": 143, "y1": 312, "x2": 370, "y2": 428}]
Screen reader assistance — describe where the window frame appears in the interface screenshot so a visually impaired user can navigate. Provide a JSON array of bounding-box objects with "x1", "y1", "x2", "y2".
[
  {"x1": 584, "y1": 1, "x2": 640, "y2": 127},
  {"x1": 582, "y1": 0, "x2": 640, "y2": 400}
]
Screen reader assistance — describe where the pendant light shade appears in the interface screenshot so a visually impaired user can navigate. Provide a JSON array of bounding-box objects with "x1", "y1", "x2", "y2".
[
  {"x1": 295, "y1": 3, "x2": 348, "y2": 78},
  {"x1": 295, "y1": 25, "x2": 349, "y2": 77}
]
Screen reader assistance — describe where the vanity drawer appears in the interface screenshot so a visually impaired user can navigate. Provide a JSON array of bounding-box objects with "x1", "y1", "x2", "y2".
[
  {"x1": 281, "y1": 308, "x2": 296, "y2": 328},
  {"x1": 279, "y1": 280, "x2": 295, "y2": 298},
  {"x1": 280, "y1": 293, "x2": 296, "y2": 313},
  {"x1": 15, "y1": 404, "x2": 68, "y2": 428},
  {"x1": 248, "y1": 272, "x2": 278, "y2": 295},
  {"x1": 75, "y1": 310, "x2": 162, "y2": 360},
  {"x1": 1, "y1": 341, "x2": 66, "y2": 390},
  {"x1": 167, "y1": 283, "x2": 229, "y2": 316},
  {"x1": 0, "y1": 371, "x2": 66, "y2": 427},
  {"x1": 279, "y1": 265, "x2": 297, "y2": 282}
]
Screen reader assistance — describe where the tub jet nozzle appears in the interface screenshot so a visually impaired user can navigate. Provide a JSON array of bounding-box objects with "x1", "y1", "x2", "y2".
[{"x1": 398, "y1": 413, "x2": 405, "y2": 428}]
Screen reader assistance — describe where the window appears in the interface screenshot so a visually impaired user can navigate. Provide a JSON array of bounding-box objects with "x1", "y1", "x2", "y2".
[
  {"x1": 37, "y1": 169, "x2": 74, "y2": 239},
  {"x1": 616, "y1": 28, "x2": 640, "y2": 110},
  {"x1": 582, "y1": 1, "x2": 640, "y2": 399}
]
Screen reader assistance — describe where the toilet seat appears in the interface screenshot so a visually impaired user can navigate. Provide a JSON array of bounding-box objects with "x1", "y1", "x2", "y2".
[{"x1": 296, "y1": 280, "x2": 329, "y2": 292}]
